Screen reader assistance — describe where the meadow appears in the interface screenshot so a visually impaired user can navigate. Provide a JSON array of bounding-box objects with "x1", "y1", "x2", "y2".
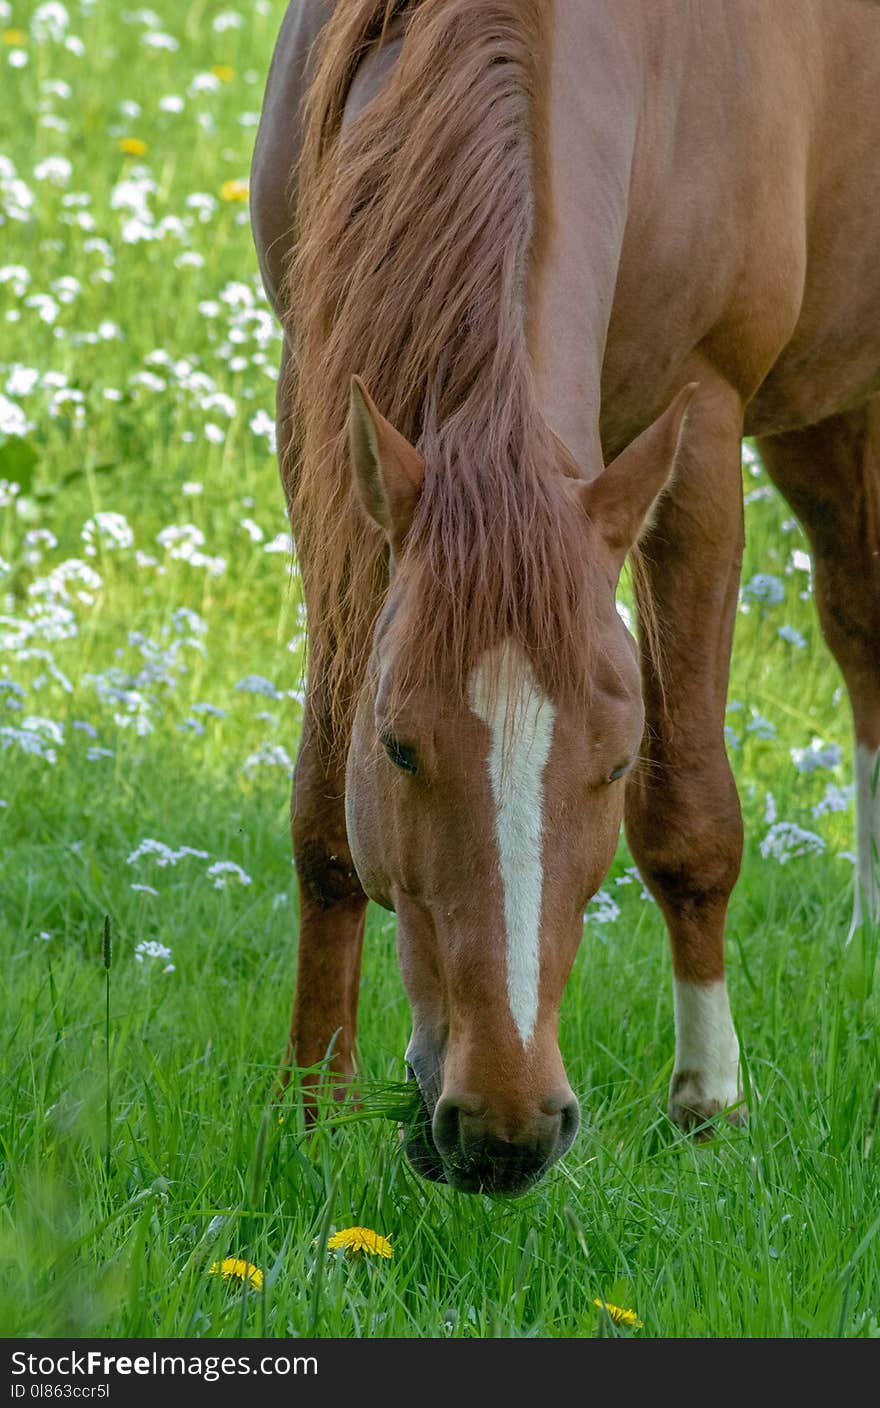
[{"x1": 1, "y1": 0, "x2": 878, "y2": 1340}]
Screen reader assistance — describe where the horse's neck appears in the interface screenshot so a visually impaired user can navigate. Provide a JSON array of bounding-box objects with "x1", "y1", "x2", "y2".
[{"x1": 533, "y1": 2, "x2": 641, "y2": 477}]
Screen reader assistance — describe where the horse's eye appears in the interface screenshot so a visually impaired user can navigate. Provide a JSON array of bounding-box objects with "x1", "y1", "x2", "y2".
[
  {"x1": 380, "y1": 733, "x2": 418, "y2": 775},
  {"x1": 608, "y1": 762, "x2": 631, "y2": 783}
]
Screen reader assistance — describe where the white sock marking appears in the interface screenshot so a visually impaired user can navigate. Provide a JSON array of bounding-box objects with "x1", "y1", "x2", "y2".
[
  {"x1": 468, "y1": 643, "x2": 556, "y2": 1046},
  {"x1": 851, "y1": 743, "x2": 880, "y2": 939},
  {"x1": 672, "y1": 978, "x2": 740, "y2": 1109}
]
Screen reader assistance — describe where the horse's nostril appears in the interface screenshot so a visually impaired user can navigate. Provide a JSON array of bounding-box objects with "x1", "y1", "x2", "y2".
[
  {"x1": 541, "y1": 1089, "x2": 577, "y2": 1118},
  {"x1": 432, "y1": 1094, "x2": 467, "y2": 1161},
  {"x1": 558, "y1": 1096, "x2": 580, "y2": 1152}
]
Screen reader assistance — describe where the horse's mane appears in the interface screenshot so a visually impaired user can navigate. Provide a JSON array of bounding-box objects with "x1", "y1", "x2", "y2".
[{"x1": 286, "y1": 0, "x2": 597, "y2": 746}]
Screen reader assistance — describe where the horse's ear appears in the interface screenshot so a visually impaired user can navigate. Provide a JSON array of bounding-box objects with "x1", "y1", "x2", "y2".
[
  {"x1": 349, "y1": 375, "x2": 424, "y2": 553},
  {"x1": 581, "y1": 383, "x2": 698, "y2": 567}
]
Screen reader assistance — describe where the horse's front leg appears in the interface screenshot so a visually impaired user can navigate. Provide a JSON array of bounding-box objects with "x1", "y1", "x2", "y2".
[
  {"x1": 283, "y1": 689, "x2": 368, "y2": 1095},
  {"x1": 625, "y1": 375, "x2": 746, "y2": 1134}
]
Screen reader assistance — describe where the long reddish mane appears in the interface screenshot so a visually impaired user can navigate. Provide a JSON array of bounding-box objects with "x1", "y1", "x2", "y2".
[{"x1": 286, "y1": 0, "x2": 596, "y2": 743}]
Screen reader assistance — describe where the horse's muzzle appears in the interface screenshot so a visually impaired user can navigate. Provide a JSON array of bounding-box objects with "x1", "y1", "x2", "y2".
[{"x1": 429, "y1": 1090, "x2": 580, "y2": 1196}]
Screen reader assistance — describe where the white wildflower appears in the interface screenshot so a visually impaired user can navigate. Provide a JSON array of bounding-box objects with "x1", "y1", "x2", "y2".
[
  {"x1": 235, "y1": 675, "x2": 282, "y2": 700},
  {"x1": 742, "y1": 573, "x2": 784, "y2": 607},
  {"x1": 206, "y1": 860, "x2": 252, "y2": 890},
  {"x1": 201, "y1": 391, "x2": 236, "y2": 418},
  {"x1": 127, "y1": 838, "x2": 210, "y2": 868},
  {"x1": 6, "y1": 365, "x2": 40, "y2": 396},
  {"x1": 186, "y1": 192, "x2": 217, "y2": 221},
  {"x1": 219, "y1": 280, "x2": 253, "y2": 310},
  {"x1": 188, "y1": 72, "x2": 221, "y2": 96},
  {"x1": 791, "y1": 738, "x2": 842, "y2": 774},
  {"x1": 1, "y1": 719, "x2": 61, "y2": 764},
  {"x1": 157, "y1": 522, "x2": 203, "y2": 556},
  {"x1": 242, "y1": 742, "x2": 294, "y2": 775},
  {"x1": 192, "y1": 702, "x2": 226, "y2": 719},
  {"x1": 0, "y1": 394, "x2": 32, "y2": 437},
  {"x1": 760, "y1": 822, "x2": 826, "y2": 864},
  {"x1": 134, "y1": 939, "x2": 174, "y2": 963},
  {"x1": 811, "y1": 784, "x2": 855, "y2": 818},
  {"x1": 584, "y1": 889, "x2": 620, "y2": 925},
  {"x1": 171, "y1": 606, "x2": 208, "y2": 636},
  {"x1": 142, "y1": 31, "x2": 179, "y2": 51},
  {"x1": 82, "y1": 512, "x2": 134, "y2": 556},
  {"x1": 34, "y1": 155, "x2": 73, "y2": 185},
  {"x1": 263, "y1": 533, "x2": 293, "y2": 555},
  {"x1": 32, "y1": 3, "x2": 71, "y2": 44},
  {"x1": 249, "y1": 408, "x2": 276, "y2": 450}
]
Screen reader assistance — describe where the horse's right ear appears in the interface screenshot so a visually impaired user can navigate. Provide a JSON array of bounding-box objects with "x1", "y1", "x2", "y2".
[
  {"x1": 349, "y1": 376, "x2": 425, "y2": 553},
  {"x1": 579, "y1": 383, "x2": 698, "y2": 570}
]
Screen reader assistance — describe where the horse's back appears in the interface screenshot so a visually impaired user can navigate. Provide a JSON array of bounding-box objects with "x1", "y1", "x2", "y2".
[
  {"x1": 254, "y1": 0, "x2": 880, "y2": 439},
  {"x1": 747, "y1": 0, "x2": 880, "y2": 432},
  {"x1": 592, "y1": 0, "x2": 880, "y2": 441}
]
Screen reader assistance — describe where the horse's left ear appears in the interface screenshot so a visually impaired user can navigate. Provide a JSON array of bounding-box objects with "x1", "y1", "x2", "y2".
[
  {"x1": 581, "y1": 383, "x2": 698, "y2": 567},
  {"x1": 349, "y1": 375, "x2": 425, "y2": 554}
]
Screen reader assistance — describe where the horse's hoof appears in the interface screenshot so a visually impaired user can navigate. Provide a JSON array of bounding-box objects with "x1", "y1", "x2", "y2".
[{"x1": 668, "y1": 1071, "x2": 747, "y2": 1140}]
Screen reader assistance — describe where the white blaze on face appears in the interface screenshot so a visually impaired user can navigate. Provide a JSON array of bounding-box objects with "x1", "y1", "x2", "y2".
[
  {"x1": 851, "y1": 743, "x2": 880, "y2": 938},
  {"x1": 672, "y1": 978, "x2": 741, "y2": 1110},
  {"x1": 468, "y1": 642, "x2": 556, "y2": 1047}
]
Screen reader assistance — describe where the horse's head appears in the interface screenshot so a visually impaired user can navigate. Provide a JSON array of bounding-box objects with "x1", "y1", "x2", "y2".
[{"x1": 344, "y1": 377, "x2": 695, "y2": 1194}]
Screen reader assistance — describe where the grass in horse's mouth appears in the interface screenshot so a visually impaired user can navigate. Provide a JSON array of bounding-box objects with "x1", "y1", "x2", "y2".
[
  {"x1": 282, "y1": 1071, "x2": 449, "y2": 1181},
  {"x1": 399, "y1": 1081, "x2": 448, "y2": 1184}
]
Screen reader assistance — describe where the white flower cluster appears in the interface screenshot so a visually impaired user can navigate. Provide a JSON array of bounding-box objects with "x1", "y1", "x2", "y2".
[
  {"x1": 235, "y1": 674, "x2": 283, "y2": 700},
  {"x1": 126, "y1": 839, "x2": 253, "y2": 894},
  {"x1": 790, "y1": 738, "x2": 841, "y2": 774},
  {"x1": 759, "y1": 823, "x2": 826, "y2": 864},
  {"x1": 82, "y1": 511, "x2": 134, "y2": 556},
  {"x1": 127, "y1": 838, "x2": 210, "y2": 867},
  {"x1": 242, "y1": 742, "x2": 295, "y2": 777},
  {"x1": 206, "y1": 860, "x2": 252, "y2": 890},
  {"x1": 156, "y1": 523, "x2": 226, "y2": 577},
  {"x1": 134, "y1": 939, "x2": 175, "y2": 972},
  {"x1": 1, "y1": 717, "x2": 63, "y2": 764},
  {"x1": 742, "y1": 573, "x2": 785, "y2": 607},
  {"x1": 584, "y1": 889, "x2": 621, "y2": 925}
]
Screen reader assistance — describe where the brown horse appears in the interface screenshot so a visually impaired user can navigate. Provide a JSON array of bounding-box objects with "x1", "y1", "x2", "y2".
[{"x1": 251, "y1": 0, "x2": 880, "y2": 1195}]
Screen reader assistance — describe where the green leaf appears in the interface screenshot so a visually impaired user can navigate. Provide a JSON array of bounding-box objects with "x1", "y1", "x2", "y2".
[{"x1": 0, "y1": 436, "x2": 38, "y2": 494}]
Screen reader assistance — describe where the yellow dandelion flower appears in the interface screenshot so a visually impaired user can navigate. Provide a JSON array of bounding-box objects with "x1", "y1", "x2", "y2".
[
  {"x1": 327, "y1": 1226, "x2": 393, "y2": 1259},
  {"x1": 2, "y1": 29, "x2": 27, "y2": 45},
  {"x1": 220, "y1": 178, "x2": 249, "y2": 203},
  {"x1": 211, "y1": 64, "x2": 235, "y2": 82},
  {"x1": 118, "y1": 137, "x2": 149, "y2": 157},
  {"x1": 208, "y1": 1257, "x2": 264, "y2": 1290},
  {"x1": 593, "y1": 1297, "x2": 643, "y2": 1329}
]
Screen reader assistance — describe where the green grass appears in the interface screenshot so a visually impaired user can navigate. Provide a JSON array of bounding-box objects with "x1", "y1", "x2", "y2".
[{"x1": 1, "y1": 0, "x2": 878, "y2": 1339}]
